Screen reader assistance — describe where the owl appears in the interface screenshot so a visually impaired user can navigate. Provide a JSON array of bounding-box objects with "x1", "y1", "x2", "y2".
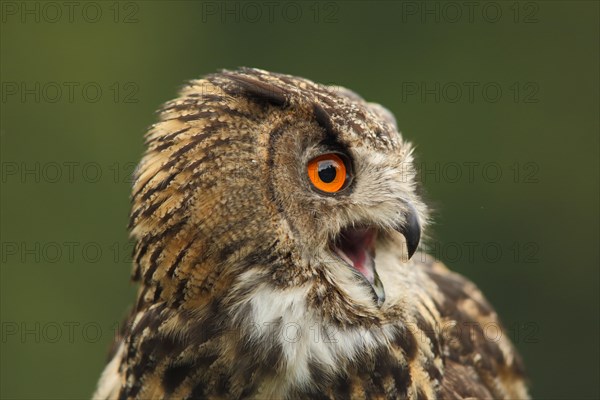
[{"x1": 94, "y1": 68, "x2": 529, "y2": 399}]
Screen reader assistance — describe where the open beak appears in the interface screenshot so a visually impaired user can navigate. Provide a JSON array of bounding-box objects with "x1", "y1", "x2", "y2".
[{"x1": 331, "y1": 203, "x2": 421, "y2": 306}]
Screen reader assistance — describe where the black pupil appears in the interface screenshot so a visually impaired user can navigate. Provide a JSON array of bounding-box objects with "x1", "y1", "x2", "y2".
[{"x1": 318, "y1": 161, "x2": 337, "y2": 183}]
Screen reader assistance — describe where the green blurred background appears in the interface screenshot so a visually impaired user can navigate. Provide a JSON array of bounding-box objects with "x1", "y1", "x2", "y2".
[{"x1": 1, "y1": 1, "x2": 598, "y2": 399}]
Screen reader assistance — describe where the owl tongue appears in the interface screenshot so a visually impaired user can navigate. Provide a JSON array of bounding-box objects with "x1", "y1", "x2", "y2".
[{"x1": 333, "y1": 227, "x2": 377, "y2": 284}]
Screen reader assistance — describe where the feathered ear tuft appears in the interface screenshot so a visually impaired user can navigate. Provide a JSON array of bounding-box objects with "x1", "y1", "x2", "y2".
[{"x1": 214, "y1": 69, "x2": 290, "y2": 108}]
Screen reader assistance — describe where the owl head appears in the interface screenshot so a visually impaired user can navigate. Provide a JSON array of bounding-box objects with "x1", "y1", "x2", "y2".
[{"x1": 129, "y1": 68, "x2": 427, "y2": 322}]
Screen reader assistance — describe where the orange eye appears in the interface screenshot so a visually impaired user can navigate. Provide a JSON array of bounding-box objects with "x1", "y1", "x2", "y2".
[{"x1": 307, "y1": 153, "x2": 348, "y2": 193}]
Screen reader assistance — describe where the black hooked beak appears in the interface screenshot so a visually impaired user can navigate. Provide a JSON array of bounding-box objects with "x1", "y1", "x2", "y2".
[{"x1": 395, "y1": 202, "x2": 421, "y2": 259}]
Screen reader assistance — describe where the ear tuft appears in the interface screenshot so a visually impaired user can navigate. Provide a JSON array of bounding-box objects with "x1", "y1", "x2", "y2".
[{"x1": 220, "y1": 72, "x2": 289, "y2": 108}]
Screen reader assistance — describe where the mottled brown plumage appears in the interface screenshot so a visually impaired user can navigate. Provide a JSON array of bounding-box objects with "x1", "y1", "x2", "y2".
[{"x1": 94, "y1": 68, "x2": 529, "y2": 399}]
